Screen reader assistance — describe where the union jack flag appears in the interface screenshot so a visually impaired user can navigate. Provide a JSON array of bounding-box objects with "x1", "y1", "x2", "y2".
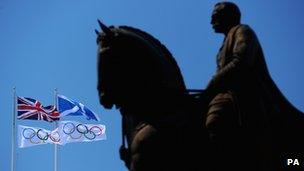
[{"x1": 17, "y1": 97, "x2": 60, "y2": 122}]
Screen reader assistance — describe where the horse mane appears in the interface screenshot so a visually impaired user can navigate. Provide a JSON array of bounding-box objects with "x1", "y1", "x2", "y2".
[{"x1": 118, "y1": 26, "x2": 186, "y2": 90}]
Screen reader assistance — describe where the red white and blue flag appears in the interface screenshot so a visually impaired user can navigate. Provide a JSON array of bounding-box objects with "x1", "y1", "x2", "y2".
[{"x1": 17, "y1": 97, "x2": 60, "y2": 122}]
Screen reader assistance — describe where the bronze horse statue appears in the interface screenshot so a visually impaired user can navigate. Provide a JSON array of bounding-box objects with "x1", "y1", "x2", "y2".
[
  {"x1": 95, "y1": 20, "x2": 304, "y2": 171},
  {"x1": 95, "y1": 20, "x2": 209, "y2": 171}
]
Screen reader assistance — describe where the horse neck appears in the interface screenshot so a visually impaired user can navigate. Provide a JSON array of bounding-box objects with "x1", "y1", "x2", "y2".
[{"x1": 119, "y1": 27, "x2": 186, "y2": 92}]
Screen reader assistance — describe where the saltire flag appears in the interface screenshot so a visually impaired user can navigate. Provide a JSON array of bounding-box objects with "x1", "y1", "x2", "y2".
[
  {"x1": 18, "y1": 125, "x2": 61, "y2": 148},
  {"x1": 18, "y1": 122, "x2": 106, "y2": 148},
  {"x1": 17, "y1": 97, "x2": 60, "y2": 122},
  {"x1": 57, "y1": 94, "x2": 100, "y2": 121}
]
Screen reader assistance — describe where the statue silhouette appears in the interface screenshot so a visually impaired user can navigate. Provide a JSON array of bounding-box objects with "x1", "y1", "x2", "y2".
[
  {"x1": 205, "y1": 2, "x2": 304, "y2": 171},
  {"x1": 95, "y1": 3, "x2": 304, "y2": 170},
  {"x1": 95, "y1": 21, "x2": 208, "y2": 171}
]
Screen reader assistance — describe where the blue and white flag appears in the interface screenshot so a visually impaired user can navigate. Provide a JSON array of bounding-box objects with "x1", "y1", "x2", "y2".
[{"x1": 57, "y1": 94, "x2": 100, "y2": 121}]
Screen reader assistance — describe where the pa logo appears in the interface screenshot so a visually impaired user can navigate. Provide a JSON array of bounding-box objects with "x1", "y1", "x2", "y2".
[{"x1": 287, "y1": 159, "x2": 300, "y2": 166}]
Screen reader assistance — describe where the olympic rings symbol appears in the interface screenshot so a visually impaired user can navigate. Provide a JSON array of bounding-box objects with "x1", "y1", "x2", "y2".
[
  {"x1": 21, "y1": 123, "x2": 104, "y2": 146},
  {"x1": 22, "y1": 128, "x2": 61, "y2": 144},
  {"x1": 62, "y1": 122, "x2": 103, "y2": 140}
]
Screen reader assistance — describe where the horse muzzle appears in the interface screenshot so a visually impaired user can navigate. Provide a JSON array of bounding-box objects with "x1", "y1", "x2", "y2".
[{"x1": 99, "y1": 92, "x2": 115, "y2": 109}]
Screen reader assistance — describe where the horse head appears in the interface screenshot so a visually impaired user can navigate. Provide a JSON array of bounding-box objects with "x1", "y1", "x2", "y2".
[
  {"x1": 95, "y1": 21, "x2": 208, "y2": 171},
  {"x1": 96, "y1": 20, "x2": 187, "y2": 111}
]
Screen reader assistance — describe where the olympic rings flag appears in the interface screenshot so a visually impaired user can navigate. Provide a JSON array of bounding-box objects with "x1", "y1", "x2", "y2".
[
  {"x1": 18, "y1": 125, "x2": 61, "y2": 148},
  {"x1": 58, "y1": 121, "x2": 106, "y2": 144},
  {"x1": 18, "y1": 122, "x2": 106, "y2": 148}
]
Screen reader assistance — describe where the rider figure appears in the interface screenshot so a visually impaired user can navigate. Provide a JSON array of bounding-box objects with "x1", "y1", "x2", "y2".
[{"x1": 205, "y1": 2, "x2": 281, "y2": 170}]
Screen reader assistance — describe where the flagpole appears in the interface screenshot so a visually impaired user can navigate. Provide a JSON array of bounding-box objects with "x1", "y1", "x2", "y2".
[
  {"x1": 11, "y1": 87, "x2": 16, "y2": 171},
  {"x1": 54, "y1": 88, "x2": 58, "y2": 171}
]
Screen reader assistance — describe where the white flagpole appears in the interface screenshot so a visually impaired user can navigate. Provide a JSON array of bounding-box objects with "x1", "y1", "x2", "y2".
[
  {"x1": 11, "y1": 87, "x2": 16, "y2": 171},
  {"x1": 54, "y1": 88, "x2": 59, "y2": 171}
]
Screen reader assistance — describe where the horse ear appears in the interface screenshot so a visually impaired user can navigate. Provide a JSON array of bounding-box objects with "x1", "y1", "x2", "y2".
[
  {"x1": 97, "y1": 19, "x2": 113, "y2": 36},
  {"x1": 95, "y1": 29, "x2": 100, "y2": 35}
]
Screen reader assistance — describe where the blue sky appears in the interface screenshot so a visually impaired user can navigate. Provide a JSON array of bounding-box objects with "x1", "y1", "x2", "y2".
[{"x1": 1, "y1": 0, "x2": 303, "y2": 171}]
